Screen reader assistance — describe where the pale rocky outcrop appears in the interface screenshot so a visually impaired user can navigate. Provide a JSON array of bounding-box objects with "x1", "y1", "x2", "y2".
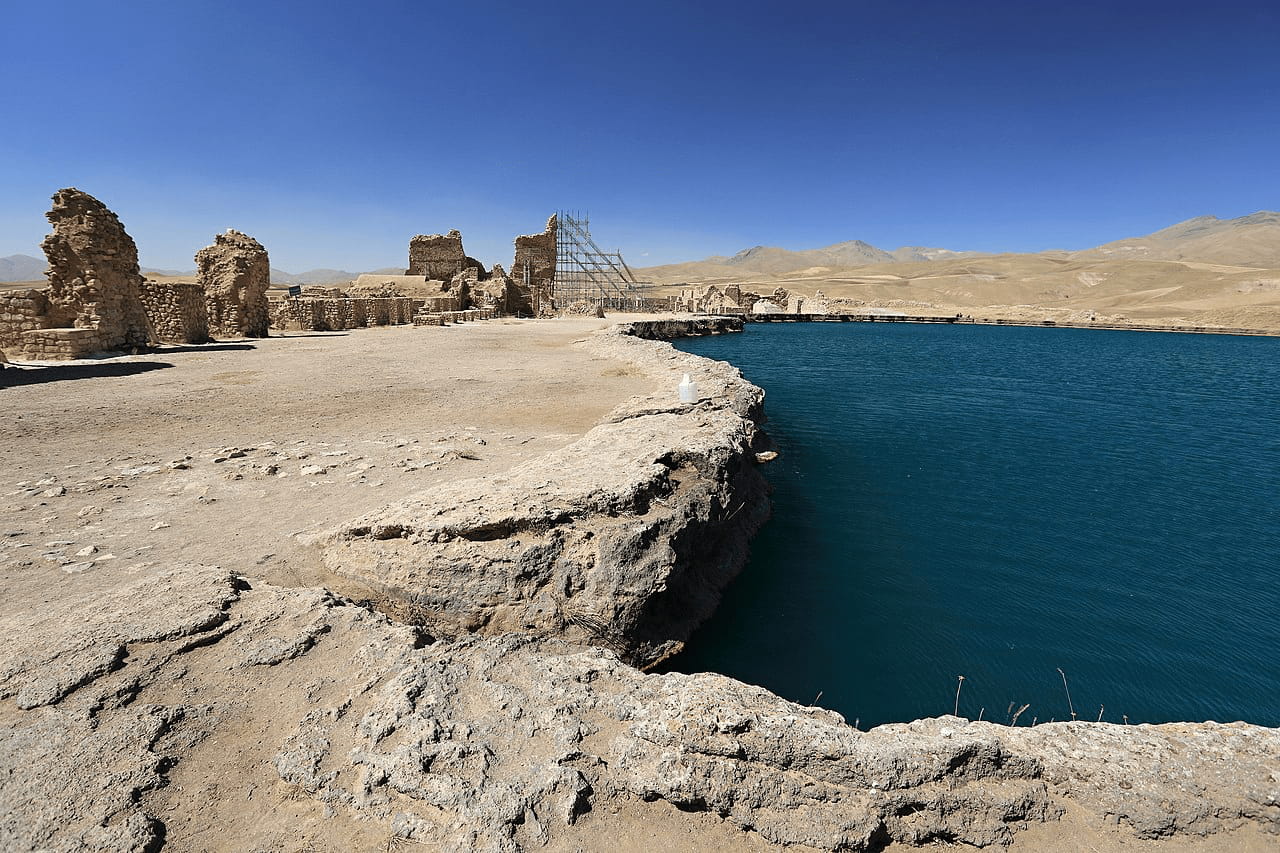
[
  {"x1": 2, "y1": 562, "x2": 1276, "y2": 853},
  {"x1": 196, "y1": 229, "x2": 270, "y2": 338},
  {"x1": 324, "y1": 318, "x2": 771, "y2": 667}
]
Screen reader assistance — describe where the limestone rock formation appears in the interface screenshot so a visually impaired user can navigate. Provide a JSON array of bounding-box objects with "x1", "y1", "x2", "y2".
[
  {"x1": 33, "y1": 188, "x2": 151, "y2": 355},
  {"x1": 3, "y1": 561, "x2": 1276, "y2": 853},
  {"x1": 196, "y1": 229, "x2": 271, "y2": 338},
  {"x1": 324, "y1": 322, "x2": 772, "y2": 668},
  {"x1": 408, "y1": 230, "x2": 467, "y2": 279},
  {"x1": 277, "y1": 631, "x2": 1280, "y2": 852}
]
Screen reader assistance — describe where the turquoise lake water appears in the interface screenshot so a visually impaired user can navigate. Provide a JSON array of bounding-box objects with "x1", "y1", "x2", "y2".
[{"x1": 669, "y1": 323, "x2": 1280, "y2": 728}]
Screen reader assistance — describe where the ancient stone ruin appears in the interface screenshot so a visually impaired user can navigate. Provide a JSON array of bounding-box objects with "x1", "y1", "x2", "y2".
[
  {"x1": 140, "y1": 280, "x2": 209, "y2": 344},
  {"x1": 0, "y1": 189, "x2": 153, "y2": 359},
  {"x1": 197, "y1": 229, "x2": 271, "y2": 338},
  {"x1": 512, "y1": 213, "x2": 557, "y2": 294},
  {"x1": 407, "y1": 230, "x2": 467, "y2": 279},
  {"x1": 471, "y1": 263, "x2": 518, "y2": 314}
]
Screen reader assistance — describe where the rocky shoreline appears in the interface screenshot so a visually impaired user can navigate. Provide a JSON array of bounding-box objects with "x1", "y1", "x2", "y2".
[
  {"x1": 323, "y1": 316, "x2": 770, "y2": 668},
  {"x1": 1, "y1": 317, "x2": 1277, "y2": 852}
]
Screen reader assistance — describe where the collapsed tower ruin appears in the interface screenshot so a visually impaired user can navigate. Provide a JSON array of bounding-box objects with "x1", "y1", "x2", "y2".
[
  {"x1": 0, "y1": 188, "x2": 153, "y2": 359},
  {"x1": 406, "y1": 230, "x2": 487, "y2": 281},
  {"x1": 41, "y1": 188, "x2": 152, "y2": 352},
  {"x1": 197, "y1": 229, "x2": 271, "y2": 338},
  {"x1": 471, "y1": 264, "x2": 518, "y2": 315},
  {"x1": 407, "y1": 230, "x2": 465, "y2": 279}
]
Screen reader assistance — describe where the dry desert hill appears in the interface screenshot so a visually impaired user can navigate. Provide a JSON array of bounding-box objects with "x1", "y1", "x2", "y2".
[{"x1": 636, "y1": 211, "x2": 1280, "y2": 331}]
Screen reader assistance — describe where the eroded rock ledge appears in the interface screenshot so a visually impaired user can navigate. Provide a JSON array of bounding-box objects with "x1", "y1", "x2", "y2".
[
  {"x1": 1, "y1": 318, "x2": 1276, "y2": 852},
  {"x1": 323, "y1": 316, "x2": 769, "y2": 667}
]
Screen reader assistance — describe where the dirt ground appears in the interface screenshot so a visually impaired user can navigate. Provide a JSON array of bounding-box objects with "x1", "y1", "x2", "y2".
[{"x1": 0, "y1": 317, "x2": 656, "y2": 616}]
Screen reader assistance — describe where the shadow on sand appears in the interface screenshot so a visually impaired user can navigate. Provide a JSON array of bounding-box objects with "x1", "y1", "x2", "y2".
[
  {"x1": 151, "y1": 342, "x2": 257, "y2": 354},
  {"x1": 0, "y1": 360, "x2": 175, "y2": 388}
]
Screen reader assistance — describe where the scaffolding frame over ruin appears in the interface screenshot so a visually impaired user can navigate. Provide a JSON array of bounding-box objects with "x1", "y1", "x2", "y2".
[{"x1": 551, "y1": 211, "x2": 650, "y2": 309}]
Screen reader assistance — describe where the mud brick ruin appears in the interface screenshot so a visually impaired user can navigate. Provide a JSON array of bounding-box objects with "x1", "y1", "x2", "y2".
[
  {"x1": 0, "y1": 189, "x2": 153, "y2": 359},
  {"x1": 197, "y1": 229, "x2": 271, "y2": 338}
]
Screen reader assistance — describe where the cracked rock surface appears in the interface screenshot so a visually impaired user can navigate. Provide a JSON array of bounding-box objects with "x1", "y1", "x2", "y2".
[{"x1": 324, "y1": 319, "x2": 772, "y2": 667}]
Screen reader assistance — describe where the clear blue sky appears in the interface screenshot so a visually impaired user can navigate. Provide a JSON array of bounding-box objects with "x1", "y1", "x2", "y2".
[{"x1": 1, "y1": 0, "x2": 1277, "y2": 271}]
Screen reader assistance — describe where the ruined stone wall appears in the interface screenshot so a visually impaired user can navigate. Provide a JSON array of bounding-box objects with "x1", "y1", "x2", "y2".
[
  {"x1": 511, "y1": 214, "x2": 557, "y2": 300},
  {"x1": 269, "y1": 297, "x2": 416, "y2": 332},
  {"x1": 472, "y1": 264, "x2": 517, "y2": 314},
  {"x1": 39, "y1": 188, "x2": 151, "y2": 353},
  {"x1": 0, "y1": 289, "x2": 106, "y2": 359},
  {"x1": 0, "y1": 289, "x2": 52, "y2": 358},
  {"x1": 140, "y1": 281, "x2": 209, "y2": 344},
  {"x1": 197, "y1": 230, "x2": 271, "y2": 338},
  {"x1": 407, "y1": 230, "x2": 466, "y2": 279}
]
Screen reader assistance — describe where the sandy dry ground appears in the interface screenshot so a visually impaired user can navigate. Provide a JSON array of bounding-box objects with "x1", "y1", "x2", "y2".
[{"x1": 0, "y1": 317, "x2": 655, "y2": 617}]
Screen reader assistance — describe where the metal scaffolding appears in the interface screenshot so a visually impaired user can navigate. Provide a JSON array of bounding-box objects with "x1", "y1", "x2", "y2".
[{"x1": 552, "y1": 211, "x2": 650, "y2": 309}]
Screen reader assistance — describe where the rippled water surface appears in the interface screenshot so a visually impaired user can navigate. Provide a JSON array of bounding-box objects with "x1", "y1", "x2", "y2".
[{"x1": 670, "y1": 323, "x2": 1280, "y2": 728}]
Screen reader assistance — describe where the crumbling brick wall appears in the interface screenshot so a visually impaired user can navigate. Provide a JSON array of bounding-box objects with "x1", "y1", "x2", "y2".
[
  {"x1": 407, "y1": 230, "x2": 466, "y2": 279},
  {"x1": 269, "y1": 296, "x2": 417, "y2": 332},
  {"x1": 472, "y1": 264, "x2": 518, "y2": 314},
  {"x1": 36, "y1": 188, "x2": 151, "y2": 356},
  {"x1": 140, "y1": 280, "x2": 209, "y2": 344},
  {"x1": 197, "y1": 229, "x2": 271, "y2": 338},
  {"x1": 512, "y1": 214, "x2": 557, "y2": 295},
  {"x1": 0, "y1": 289, "x2": 69, "y2": 359}
]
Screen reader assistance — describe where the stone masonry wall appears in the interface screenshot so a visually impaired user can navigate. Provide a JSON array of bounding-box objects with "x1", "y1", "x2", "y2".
[
  {"x1": 140, "y1": 280, "x2": 209, "y2": 344},
  {"x1": 38, "y1": 188, "x2": 151, "y2": 356},
  {"x1": 0, "y1": 289, "x2": 94, "y2": 359},
  {"x1": 270, "y1": 297, "x2": 416, "y2": 332},
  {"x1": 511, "y1": 214, "x2": 557, "y2": 294},
  {"x1": 0, "y1": 290, "x2": 50, "y2": 355},
  {"x1": 197, "y1": 229, "x2": 271, "y2": 338},
  {"x1": 407, "y1": 230, "x2": 466, "y2": 279}
]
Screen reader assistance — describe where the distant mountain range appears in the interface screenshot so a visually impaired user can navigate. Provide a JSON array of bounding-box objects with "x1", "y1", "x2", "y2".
[
  {"x1": 1070, "y1": 211, "x2": 1280, "y2": 267},
  {"x1": 638, "y1": 211, "x2": 1280, "y2": 282},
  {"x1": 0, "y1": 254, "x2": 44, "y2": 282},
  {"x1": 4, "y1": 212, "x2": 1278, "y2": 284}
]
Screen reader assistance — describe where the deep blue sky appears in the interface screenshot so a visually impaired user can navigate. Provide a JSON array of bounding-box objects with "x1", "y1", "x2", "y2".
[{"x1": 1, "y1": 1, "x2": 1277, "y2": 271}]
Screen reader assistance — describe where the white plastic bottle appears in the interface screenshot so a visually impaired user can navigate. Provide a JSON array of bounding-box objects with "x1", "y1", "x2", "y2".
[{"x1": 678, "y1": 373, "x2": 698, "y2": 403}]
